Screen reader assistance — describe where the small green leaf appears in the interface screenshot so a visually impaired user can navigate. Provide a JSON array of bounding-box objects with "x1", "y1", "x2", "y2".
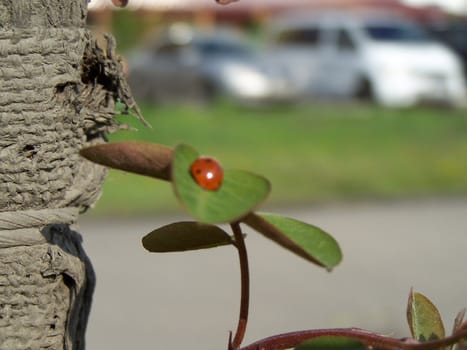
[
  {"x1": 243, "y1": 213, "x2": 342, "y2": 269},
  {"x1": 295, "y1": 336, "x2": 366, "y2": 350},
  {"x1": 172, "y1": 144, "x2": 271, "y2": 224},
  {"x1": 142, "y1": 221, "x2": 233, "y2": 252},
  {"x1": 80, "y1": 141, "x2": 173, "y2": 181},
  {"x1": 407, "y1": 289, "x2": 445, "y2": 342}
]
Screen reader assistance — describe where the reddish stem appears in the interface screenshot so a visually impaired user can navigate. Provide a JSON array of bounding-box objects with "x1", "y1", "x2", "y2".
[
  {"x1": 239, "y1": 325, "x2": 467, "y2": 350},
  {"x1": 230, "y1": 222, "x2": 250, "y2": 350},
  {"x1": 225, "y1": 220, "x2": 467, "y2": 350}
]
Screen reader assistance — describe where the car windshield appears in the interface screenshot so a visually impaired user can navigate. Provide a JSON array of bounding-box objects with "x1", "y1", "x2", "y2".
[
  {"x1": 364, "y1": 23, "x2": 431, "y2": 42},
  {"x1": 197, "y1": 40, "x2": 252, "y2": 57}
]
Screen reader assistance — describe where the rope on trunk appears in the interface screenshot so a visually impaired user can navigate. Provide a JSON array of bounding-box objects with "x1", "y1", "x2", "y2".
[{"x1": 0, "y1": 207, "x2": 79, "y2": 248}]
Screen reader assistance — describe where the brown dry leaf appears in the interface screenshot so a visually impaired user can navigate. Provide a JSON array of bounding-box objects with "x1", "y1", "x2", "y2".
[
  {"x1": 80, "y1": 141, "x2": 173, "y2": 181},
  {"x1": 111, "y1": 0, "x2": 128, "y2": 7},
  {"x1": 216, "y1": 0, "x2": 239, "y2": 4}
]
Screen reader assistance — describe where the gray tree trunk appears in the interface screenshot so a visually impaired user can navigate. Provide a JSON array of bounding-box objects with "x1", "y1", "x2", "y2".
[{"x1": 0, "y1": 1, "x2": 139, "y2": 349}]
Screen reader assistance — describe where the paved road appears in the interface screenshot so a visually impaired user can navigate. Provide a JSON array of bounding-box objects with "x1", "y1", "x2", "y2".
[{"x1": 80, "y1": 198, "x2": 467, "y2": 350}]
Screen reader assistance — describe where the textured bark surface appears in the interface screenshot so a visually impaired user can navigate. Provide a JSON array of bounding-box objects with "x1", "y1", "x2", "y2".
[{"x1": 0, "y1": 0, "x2": 140, "y2": 349}]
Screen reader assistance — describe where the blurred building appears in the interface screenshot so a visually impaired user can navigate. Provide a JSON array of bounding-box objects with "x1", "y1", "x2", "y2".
[{"x1": 87, "y1": 0, "x2": 450, "y2": 31}]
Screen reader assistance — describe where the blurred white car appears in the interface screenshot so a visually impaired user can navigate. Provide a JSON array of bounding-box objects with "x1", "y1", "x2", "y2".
[
  {"x1": 128, "y1": 24, "x2": 297, "y2": 105},
  {"x1": 267, "y1": 11, "x2": 467, "y2": 107}
]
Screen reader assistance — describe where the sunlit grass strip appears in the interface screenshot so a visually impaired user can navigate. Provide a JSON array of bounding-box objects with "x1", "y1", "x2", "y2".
[{"x1": 93, "y1": 102, "x2": 467, "y2": 215}]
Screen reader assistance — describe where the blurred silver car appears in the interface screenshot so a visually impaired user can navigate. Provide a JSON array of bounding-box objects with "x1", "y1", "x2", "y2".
[
  {"x1": 127, "y1": 24, "x2": 297, "y2": 104},
  {"x1": 267, "y1": 11, "x2": 467, "y2": 107}
]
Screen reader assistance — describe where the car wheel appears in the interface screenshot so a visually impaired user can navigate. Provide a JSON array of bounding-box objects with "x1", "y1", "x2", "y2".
[
  {"x1": 128, "y1": 74, "x2": 158, "y2": 103},
  {"x1": 199, "y1": 80, "x2": 219, "y2": 104},
  {"x1": 354, "y1": 77, "x2": 375, "y2": 102}
]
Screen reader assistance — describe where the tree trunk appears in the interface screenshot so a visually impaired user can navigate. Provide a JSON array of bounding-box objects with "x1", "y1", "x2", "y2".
[{"x1": 0, "y1": 1, "x2": 139, "y2": 348}]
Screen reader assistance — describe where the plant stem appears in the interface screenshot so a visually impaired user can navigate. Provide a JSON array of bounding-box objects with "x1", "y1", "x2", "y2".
[
  {"x1": 230, "y1": 221, "x2": 250, "y2": 350},
  {"x1": 239, "y1": 325, "x2": 467, "y2": 350}
]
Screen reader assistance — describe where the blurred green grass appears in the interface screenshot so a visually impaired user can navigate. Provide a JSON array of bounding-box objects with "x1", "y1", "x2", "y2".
[{"x1": 90, "y1": 101, "x2": 467, "y2": 216}]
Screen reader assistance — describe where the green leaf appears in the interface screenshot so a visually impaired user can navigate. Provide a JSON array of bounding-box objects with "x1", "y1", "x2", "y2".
[
  {"x1": 142, "y1": 221, "x2": 233, "y2": 252},
  {"x1": 172, "y1": 144, "x2": 271, "y2": 224},
  {"x1": 407, "y1": 289, "x2": 445, "y2": 342},
  {"x1": 80, "y1": 141, "x2": 173, "y2": 181},
  {"x1": 295, "y1": 336, "x2": 366, "y2": 350},
  {"x1": 243, "y1": 213, "x2": 342, "y2": 269}
]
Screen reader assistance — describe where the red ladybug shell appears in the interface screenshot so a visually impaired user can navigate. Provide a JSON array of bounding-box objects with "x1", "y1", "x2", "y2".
[{"x1": 190, "y1": 157, "x2": 224, "y2": 191}]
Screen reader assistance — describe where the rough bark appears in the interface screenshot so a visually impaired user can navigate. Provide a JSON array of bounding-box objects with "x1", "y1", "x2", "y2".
[{"x1": 0, "y1": 1, "x2": 140, "y2": 349}]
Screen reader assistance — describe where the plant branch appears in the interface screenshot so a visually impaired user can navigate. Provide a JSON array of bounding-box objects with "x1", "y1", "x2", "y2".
[
  {"x1": 239, "y1": 324, "x2": 467, "y2": 350},
  {"x1": 230, "y1": 221, "x2": 250, "y2": 350}
]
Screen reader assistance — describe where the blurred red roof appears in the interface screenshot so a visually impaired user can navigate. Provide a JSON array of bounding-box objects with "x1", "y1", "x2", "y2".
[{"x1": 88, "y1": 0, "x2": 447, "y2": 23}]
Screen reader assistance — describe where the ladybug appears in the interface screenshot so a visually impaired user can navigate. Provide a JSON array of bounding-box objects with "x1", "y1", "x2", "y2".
[{"x1": 190, "y1": 157, "x2": 224, "y2": 191}]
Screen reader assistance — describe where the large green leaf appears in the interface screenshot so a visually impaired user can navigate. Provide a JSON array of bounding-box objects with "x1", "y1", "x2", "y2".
[
  {"x1": 142, "y1": 221, "x2": 233, "y2": 252},
  {"x1": 243, "y1": 213, "x2": 342, "y2": 269},
  {"x1": 295, "y1": 336, "x2": 366, "y2": 350},
  {"x1": 80, "y1": 141, "x2": 173, "y2": 181},
  {"x1": 172, "y1": 144, "x2": 271, "y2": 224},
  {"x1": 407, "y1": 289, "x2": 445, "y2": 342}
]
